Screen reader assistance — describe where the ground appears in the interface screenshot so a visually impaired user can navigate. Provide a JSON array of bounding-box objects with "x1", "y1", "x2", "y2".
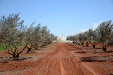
[{"x1": 0, "y1": 43, "x2": 113, "y2": 75}]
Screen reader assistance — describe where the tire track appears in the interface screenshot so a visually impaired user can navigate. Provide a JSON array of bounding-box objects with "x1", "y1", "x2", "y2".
[{"x1": 17, "y1": 43, "x2": 93, "y2": 75}]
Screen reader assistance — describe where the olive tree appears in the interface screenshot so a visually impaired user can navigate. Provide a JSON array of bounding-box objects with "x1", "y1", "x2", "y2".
[
  {"x1": 108, "y1": 31, "x2": 113, "y2": 46},
  {"x1": 66, "y1": 35, "x2": 77, "y2": 44},
  {"x1": 25, "y1": 24, "x2": 56, "y2": 53},
  {"x1": 32, "y1": 24, "x2": 43, "y2": 49},
  {"x1": 40, "y1": 26, "x2": 50, "y2": 47},
  {"x1": 24, "y1": 23, "x2": 36, "y2": 53},
  {"x1": 86, "y1": 29, "x2": 97, "y2": 48},
  {"x1": 67, "y1": 20, "x2": 113, "y2": 51},
  {"x1": 0, "y1": 13, "x2": 57, "y2": 57},
  {"x1": 50, "y1": 33, "x2": 57, "y2": 42},
  {"x1": 0, "y1": 14, "x2": 27, "y2": 58},
  {"x1": 96, "y1": 20, "x2": 113, "y2": 51}
]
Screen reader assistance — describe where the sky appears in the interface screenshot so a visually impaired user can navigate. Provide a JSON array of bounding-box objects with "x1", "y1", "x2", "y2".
[{"x1": 0, "y1": 0, "x2": 113, "y2": 37}]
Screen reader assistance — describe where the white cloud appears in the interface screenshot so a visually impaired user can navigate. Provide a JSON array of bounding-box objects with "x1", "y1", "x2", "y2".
[
  {"x1": 80, "y1": 20, "x2": 105, "y2": 33},
  {"x1": 92, "y1": 20, "x2": 107, "y2": 30},
  {"x1": 80, "y1": 28, "x2": 89, "y2": 33},
  {"x1": 92, "y1": 23, "x2": 99, "y2": 29},
  {"x1": 71, "y1": 20, "x2": 106, "y2": 35},
  {"x1": 92, "y1": 21, "x2": 103, "y2": 30}
]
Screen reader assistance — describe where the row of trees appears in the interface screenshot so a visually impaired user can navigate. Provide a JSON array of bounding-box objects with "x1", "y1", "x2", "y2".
[
  {"x1": 67, "y1": 20, "x2": 113, "y2": 51},
  {"x1": 0, "y1": 13, "x2": 57, "y2": 58}
]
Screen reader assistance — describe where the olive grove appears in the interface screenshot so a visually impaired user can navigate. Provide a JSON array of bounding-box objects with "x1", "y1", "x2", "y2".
[
  {"x1": 67, "y1": 20, "x2": 113, "y2": 51},
  {"x1": 0, "y1": 14, "x2": 57, "y2": 58}
]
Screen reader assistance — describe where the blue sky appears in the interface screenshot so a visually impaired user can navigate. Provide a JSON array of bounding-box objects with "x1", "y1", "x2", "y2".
[{"x1": 0, "y1": 0, "x2": 113, "y2": 37}]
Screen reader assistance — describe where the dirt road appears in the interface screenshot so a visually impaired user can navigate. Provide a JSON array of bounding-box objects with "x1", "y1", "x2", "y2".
[
  {"x1": 43, "y1": 43, "x2": 85, "y2": 75},
  {"x1": 1, "y1": 43, "x2": 113, "y2": 75},
  {"x1": 18, "y1": 43, "x2": 92, "y2": 75}
]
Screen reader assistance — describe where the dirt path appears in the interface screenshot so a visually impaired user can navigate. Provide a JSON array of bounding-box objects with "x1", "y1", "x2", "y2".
[
  {"x1": 1, "y1": 43, "x2": 113, "y2": 75},
  {"x1": 43, "y1": 43, "x2": 84, "y2": 75},
  {"x1": 17, "y1": 43, "x2": 91, "y2": 75}
]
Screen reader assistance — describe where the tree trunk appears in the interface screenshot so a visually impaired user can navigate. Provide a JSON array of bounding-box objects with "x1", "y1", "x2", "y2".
[
  {"x1": 16, "y1": 54, "x2": 19, "y2": 58},
  {"x1": 103, "y1": 46, "x2": 106, "y2": 52},
  {"x1": 34, "y1": 44, "x2": 38, "y2": 49},
  {"x1": 35, "y1": 47, "x2": 38, "y2": 49},
  {"x1": 13, "y1": 52, "x2": 19, "y2": 59},
  {"x1": 86, "y1": 43, "x2": 88, "y2": 47},
  {"x1": 48, "y1": 42, "x2": 51, "y2": 44},
  {"x1": 78, "y1": 43, "x2": 80, "y2": 45},
  {"x1": 93, "y1": 45, "x2": 95, "y2": 48},
  {"x1": 82, "y1": 43, "x2": 84, "y2": 45},
  {"x1": 27, "y1": 48, "x2": 32, "y2": 53},
  {"x1": 13, "y1": 53, "x2": 16, "y2": 58}
]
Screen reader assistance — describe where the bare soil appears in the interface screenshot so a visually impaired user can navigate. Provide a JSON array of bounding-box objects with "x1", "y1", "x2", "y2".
[{"x1": 0, "y1": 43, "x2": 113, "y2": 75}]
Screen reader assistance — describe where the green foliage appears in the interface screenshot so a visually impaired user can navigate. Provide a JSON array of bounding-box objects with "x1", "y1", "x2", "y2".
[
  {"x1": 91, "y1": 40, "x2": 94, "y2": 43},
  {"x1": 0, "y1": 44, "x2": 23, "y2": 51},
  {"x1": 67, "y1": 20, "x2": 113, "y2": 44},
  {"x1": 0, "y1": 13, "x2": 56, "y2": 58},
  {"x1": 0, "y1": 44, "x2": 4, "y2": 51}
]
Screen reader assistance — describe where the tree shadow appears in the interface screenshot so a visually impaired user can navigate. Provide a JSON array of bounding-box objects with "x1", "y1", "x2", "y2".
[
  {"x1": 0, "y1": 56, "x2": 32, "y2": 63},
  {"x1": 83, "y1": 47, "x2": 95, "y2": 50},
  {"x1": 35, "y1": 49, "x2": 41, "y2": 50},
  {"x1": 75, "y1": 51, "x2": 86, "y2": 54},
  {"x1": 105, "y1": 50, "x2": 113, "y2": 53},
  {"x1": 92, "y1": 50, "x2": 113, "y2": 53},
  {"x1": 71, "y1": 49, "x2": 75, "y2": 50},
  {"x1": 92, "y1": 50, "x2": 103, "y2": 53},
  {"x1": 95, "y1": 48, "x2": 102, "y2": 49},
  {"x1": 80, "y1": 55, "x2": 113, "y2": 62},
  {"x1": 83, "y1": 46, "x2": 88, "y2": 47},
  {"x1": 80, "y1": 57, "x2": 106, "y2": 62},
  {"x1": 14, "y1": 57, "x2": 32, "y2": 61},
  {"x1": 42, "y1": 46, "x2": 47, "y2": 48},
  {"x1": 0, "y1": 57, "x2": 4, "y2": 58},
  {"x1": 40, "y1": 45, "x2": 47, "y2": 48},
  {"x1": 0, "y1": 61, "x2": 9, "y2": 63}
]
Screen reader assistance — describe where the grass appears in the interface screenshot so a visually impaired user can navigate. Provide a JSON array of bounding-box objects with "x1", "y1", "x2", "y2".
[
  {"x1": 0, "y1": 44, "x2": 4, "y2": 51},
  {"x1": 0, "y1": 44, "x2": 23, "y2": 51}
]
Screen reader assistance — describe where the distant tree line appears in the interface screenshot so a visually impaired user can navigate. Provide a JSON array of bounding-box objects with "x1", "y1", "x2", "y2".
[
  {"x1": 67, "y1": 20, "x2": 113, "y2": 51},
  {"x1": 0, "y1": 13, "x2": 57, "y2": 58}
]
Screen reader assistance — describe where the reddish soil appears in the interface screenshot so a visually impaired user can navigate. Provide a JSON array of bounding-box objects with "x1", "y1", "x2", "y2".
[{"x1": 0, "y1": 43, "x2": 113, "y2": 75}]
